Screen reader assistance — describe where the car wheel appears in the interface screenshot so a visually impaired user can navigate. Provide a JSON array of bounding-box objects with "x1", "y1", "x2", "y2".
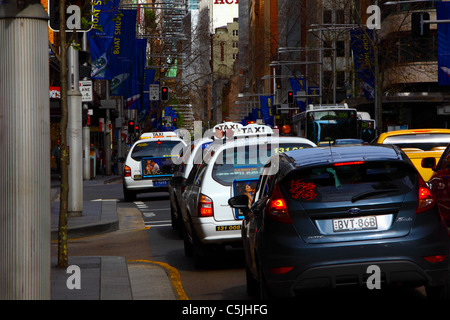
[
  {"x1": 258, "y1": 264, "x2": 271, "y2": 300},
  {"x1": 183, "y1": 223, "x2": 194, "y2": 257},
  {"x1": 426, "y1": 276, "x2": 450, "y2": 300},
  {"x1": 246, "y1": 264, "x2": 258, "y2": 297},
  {"x1": 170, "y1": 202, "x2": 179, "y2": 231},
  {"x1": 123, "y1": 188, "x2": 136, "y2": 202}
]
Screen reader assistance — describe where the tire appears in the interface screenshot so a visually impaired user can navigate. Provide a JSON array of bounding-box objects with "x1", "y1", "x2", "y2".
[
  {"x1": 246, "y1": 264, "x2": 259, "y2": 297},
  {"x1": 123, "y1": 187, "x2": 136, "y2": 202}
]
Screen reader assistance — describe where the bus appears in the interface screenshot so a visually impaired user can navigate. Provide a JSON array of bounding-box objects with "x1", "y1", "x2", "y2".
[{"x1": 292, "y1": 104, "x2": 360, "y2": 145}]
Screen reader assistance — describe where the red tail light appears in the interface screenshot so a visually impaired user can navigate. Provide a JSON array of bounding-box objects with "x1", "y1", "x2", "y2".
[
  {"x1": 424, "y1": 255, "x2": 447, "y2": 263},
  {"x1": 199, "y1": 194, "x2": 213, "y2": 217},
  {"x1": 416, "y1": 176, "x2": 435, "y2": 214},
  {"x1": 124, "y1": 165, "x2": 131, "y2": 177},
  {"x1": 267, "y1": 184, "x2": 292, "y2": 224}
]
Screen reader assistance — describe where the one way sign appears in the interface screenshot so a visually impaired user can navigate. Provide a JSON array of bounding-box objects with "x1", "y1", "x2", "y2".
[{"x1": 149, "y1": 84, "x2": 160, "y2": 101}]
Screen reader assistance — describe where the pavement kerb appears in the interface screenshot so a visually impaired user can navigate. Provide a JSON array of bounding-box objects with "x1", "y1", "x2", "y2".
[{"x1": 128, "y1": 259, "x2": 189, "y2": 300}]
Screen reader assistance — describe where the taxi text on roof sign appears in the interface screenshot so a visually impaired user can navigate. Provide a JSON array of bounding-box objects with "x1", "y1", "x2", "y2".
[
  {"x1": 234, "y1": 124, "x2": 274, "y2": 137},
  {"x1": 213, "y1": 122, "x2": 243, "y2": 132},
  {"x1": 140, "y1": 131, "x2": 178, "y2": 140}
]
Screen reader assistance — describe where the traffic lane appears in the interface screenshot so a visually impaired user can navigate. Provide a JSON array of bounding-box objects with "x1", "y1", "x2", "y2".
[{"x1": 136, "y1": 193, "x2": 251, "y2": 300}]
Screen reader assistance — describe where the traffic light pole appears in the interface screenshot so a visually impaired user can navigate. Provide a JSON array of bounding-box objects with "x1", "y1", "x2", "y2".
[
  {"x1": 0, "y1": 0, "x2": 50, "y2": 299},
  {"x1": 67, "y1": 41, "x2": 83, "y2": 215}
]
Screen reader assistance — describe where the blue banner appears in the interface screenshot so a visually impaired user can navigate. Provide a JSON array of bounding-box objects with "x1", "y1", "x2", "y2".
[
  {"x1": 127, "y1": 39, "x2": 147, "y2": 110},
  {"x1": 110, "y1": 10, "x2": 137, "y2": 97},
  {"x1": 438, "y1": 2, "x2": 450, "y2": 85},
  {"x1": 350, "y1": 29, "x2": 375, "y2": 100},
  {"x1": 289, "y1": 78, "x2": 306, "y2": 111},
  {"x1": 260, "y1": 95, "x2": 274, "y2": 127},
  {"x1": 88, "y1": 0, "x2": 121, "y2": 80}
]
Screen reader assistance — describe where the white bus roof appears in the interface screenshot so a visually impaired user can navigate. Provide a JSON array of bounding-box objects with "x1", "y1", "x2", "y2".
[{"x1": 306, "y1": 103, "x2": 349, "y2": 110}]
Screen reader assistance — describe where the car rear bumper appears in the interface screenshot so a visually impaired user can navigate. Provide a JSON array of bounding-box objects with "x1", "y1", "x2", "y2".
[
  {"x1": 266, "y1": 260, "x2": 449, "y2": 298},
  {"x1": 123, "y1": 176, "x2": 170, "y2": 192}
]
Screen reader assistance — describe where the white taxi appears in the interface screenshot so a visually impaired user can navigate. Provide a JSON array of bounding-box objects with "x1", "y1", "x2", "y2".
[
  {"x1": 173, "y1": 124, "x2": 316, "y2": 267},
  {"x1": 123, "y1": 131, "x2": 186, "y2": 201}
]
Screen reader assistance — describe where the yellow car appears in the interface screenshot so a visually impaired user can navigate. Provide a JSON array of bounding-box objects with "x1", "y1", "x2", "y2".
[{"x1": 375, "y1": 129, "x2": 450, "y2": 181}]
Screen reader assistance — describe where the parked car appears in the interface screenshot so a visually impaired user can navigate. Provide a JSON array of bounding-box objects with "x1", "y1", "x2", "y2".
[
  {"x1": 172, "y1": 124, "x2": 316, "y2": 267},
  {"x1": 229, "y1": 144, "x2": 450, "y2": 299},
  {"x1": 123, "y1": 131, "x2": 186, "y2": 201},
  {"x1": 375, "y1": 128, "x2": 450, "y2": 181},
  {"x1": 169, "y1": 137, "x2": 212, "y2": 233},
  {"x1": 424, "y1": 143, "x2": 450, "y2": 229}
]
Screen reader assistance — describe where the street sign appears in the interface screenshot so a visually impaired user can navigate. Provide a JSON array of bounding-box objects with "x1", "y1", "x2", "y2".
[
  {"x1": 79, "y1": 80, "x2": 93, "y2": 102},
  {"x1": 48, "y1": 0, "x2": 93, "y2": 32},
  {"x1": 149, "y1": 84, "x2": 160, "y2": 101}
]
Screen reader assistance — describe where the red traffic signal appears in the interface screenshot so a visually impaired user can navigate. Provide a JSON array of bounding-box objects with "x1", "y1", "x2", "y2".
[
  {"x1": 287, "y1": 91, "x2": 294, "y2": 104},
  {"x1": 161, "y1": 86, "x2": 169, "y2": 101}
]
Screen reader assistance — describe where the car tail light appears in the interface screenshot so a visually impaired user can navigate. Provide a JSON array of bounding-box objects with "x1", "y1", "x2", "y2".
[
  {"x1": 269, "y1": 266, "x2": 294, "y2": 274},
  {"x1": 199, "y1": 194, "x2": 213, "y2": 217},
  {"x1": 424, "y1": 255, "x2": 447, "y2": 263},
  {"x1": 124, "y1": 165, "x2": 131, "y2": 177},
  {"x1": 416, "y1": 176, "x2": 435, "y2": 214},
  {"x1": 267, "y1": 184, "x2": 292, "y2": 224}
]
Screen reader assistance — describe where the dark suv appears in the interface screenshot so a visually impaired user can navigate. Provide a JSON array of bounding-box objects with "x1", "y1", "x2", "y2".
[{"x1": 229, "y1": 144, "x2": 450, "y2": 299}]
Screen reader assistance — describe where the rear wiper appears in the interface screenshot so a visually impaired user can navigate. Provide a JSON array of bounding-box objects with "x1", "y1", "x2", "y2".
[{"x1": 351, "y1": 189, "x2": 401, "y2": 203}]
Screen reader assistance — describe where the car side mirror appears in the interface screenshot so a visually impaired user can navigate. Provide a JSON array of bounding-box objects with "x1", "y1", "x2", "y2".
[
  {"x1": 170, "y1": 175, "x2": 187, "y2": 187},
  {"x1": 228, "y1": 195, "x2": 250, "y2": 215},
  {"x1": 422, "y1": 157, "x2": 436, "y2": 169}
]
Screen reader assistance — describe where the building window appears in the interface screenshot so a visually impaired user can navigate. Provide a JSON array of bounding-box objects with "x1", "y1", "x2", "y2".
[{"x1": 233, "y1": 29, "x2": 239, "y2": 36}]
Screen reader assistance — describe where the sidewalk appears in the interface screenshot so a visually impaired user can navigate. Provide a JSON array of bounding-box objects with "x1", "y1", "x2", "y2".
[{"x1": 50, "y1": 174, "x2": 180, "y2": 300}]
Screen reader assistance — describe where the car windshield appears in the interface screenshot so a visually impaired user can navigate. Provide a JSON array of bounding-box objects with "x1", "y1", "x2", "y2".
[
  {"x1": 131, "y1": 141, "x2": 182, "y2": 160},
  {"x1": 282, "y1": 161, "x2": 416, "y2": 203},
  {"x1": 383, "y1": 133, "x2": 450, "y2": 151},
  {"x1": 212, "y1": 142, "x2": 313, "y2": 186}
]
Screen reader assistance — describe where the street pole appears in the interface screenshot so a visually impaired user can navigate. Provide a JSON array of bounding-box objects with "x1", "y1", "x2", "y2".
[
  {"x1": 0, "y1": 0, "x2": 50, "y2": 299},
  {"x1": 82, "y1": 33, "x2": 91, "y2": 180},
  {"x1": 67, "y1": 40, "x2": 83, "y2": 215}
]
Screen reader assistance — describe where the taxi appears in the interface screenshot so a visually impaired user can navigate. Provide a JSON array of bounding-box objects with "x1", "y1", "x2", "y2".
[
  {"x1": 172, "y1": 124, "x2": 316, "y2": 267},
  {"x1": 375, "y1": 128, "x2": 450, "y2": 181},
  {"x1": 123, "y1": 131, "x2": 186, "y2": 201}
]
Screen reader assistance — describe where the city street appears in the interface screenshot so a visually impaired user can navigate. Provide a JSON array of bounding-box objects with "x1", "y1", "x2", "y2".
[{"x1": 50, "y1": 177, "x2": 432, "y2": 302}]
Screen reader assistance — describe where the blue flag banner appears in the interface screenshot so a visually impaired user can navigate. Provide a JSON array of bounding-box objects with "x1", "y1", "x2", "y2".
[
  {"x1": 437, "y1": 2, "x2": 450, "y2": 85},
  {"x1": 110, "y1": 10, "x2": 137, "y2": 97},
  {"x1": 127, "y1": 39, "x2": 147, "y2": 110},
  {"x1": 289, "y1": 78, "x2": 306, "y2": 111},
  {"x1": 260, "y1": 95, "x2": 274, "y2": 127},
  {"x1": 350, "y1": 28, "x2": 375, "y2": 100},
  {"x1": 252, "y1": 108, "x2": 262, "y2": 121},
  {"x1": 88, "y1": 0, "x2": 121, "y2": 80}
]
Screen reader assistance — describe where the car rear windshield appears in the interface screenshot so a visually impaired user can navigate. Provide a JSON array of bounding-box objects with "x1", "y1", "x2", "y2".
[
  {"x1": 382, "y1": 134, "x2": 450, "y2": 151},
  {"x1": 281, "y1": 161, "x2": 416, "y2": 203},
  {"x1": 212, "y1": 143, "x2": 313, "y2": 185},
  {"x1": 131, "y1": 141, "x2": 182, "y2": 160}
]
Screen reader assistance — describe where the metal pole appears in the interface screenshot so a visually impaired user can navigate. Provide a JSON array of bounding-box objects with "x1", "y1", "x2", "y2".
[
  {"x1": 82, "y1": 33, "x2": 91, "y2": 180},
  {"x1": 0, "y1": 0, "x2": 50, "y2": 299},
  {"x1": 67, "y1": 41, "x2": 83, "y2": 215}
]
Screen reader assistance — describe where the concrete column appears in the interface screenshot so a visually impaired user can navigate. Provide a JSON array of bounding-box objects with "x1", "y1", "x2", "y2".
[{"x1": 0, "y1": 0, "x2": 50, "y2": 299}]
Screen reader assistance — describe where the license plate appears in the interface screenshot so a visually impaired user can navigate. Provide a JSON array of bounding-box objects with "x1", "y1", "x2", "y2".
[
  {"x1": 153, "y1": 180, "x2": 169, "y2": 187},
  {"x1": 216, "y1": 225, "x2": 241, "y2": 231},
  {"x1": 333, "y1": 216, "x2": 377, "y2": 232}
]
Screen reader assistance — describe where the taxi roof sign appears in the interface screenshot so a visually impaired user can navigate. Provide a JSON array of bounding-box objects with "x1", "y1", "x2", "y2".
[
  {"x1": 234, "y1": 124, "x2": 274, "y2": 137},
  {"x1": 140, "y1": 131, "x2": 178, "y2": 140},
  {"x1": 213, "y1": 122, "x2": 243, "y2": 139}
]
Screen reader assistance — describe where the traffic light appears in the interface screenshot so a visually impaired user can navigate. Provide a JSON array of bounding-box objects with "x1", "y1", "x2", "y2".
[
  {"x1": 79, "y1": 50, "x2": 91, "y2": 79},
  {"x1": 134, "y1": 124, "x2": 140, "y2": 135},
  {"x1": 411, "y1": 12, "x2": 430, "y2": 37},
  {"x1": 161, "y1": 86, "x2": 169, "y2": 101},
  {"x1": 128, "y1": 120, "x2": 135, "y2": 134},
  {"x1": 287, "y1": 91, "x2": 294, "y2": 104}
]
